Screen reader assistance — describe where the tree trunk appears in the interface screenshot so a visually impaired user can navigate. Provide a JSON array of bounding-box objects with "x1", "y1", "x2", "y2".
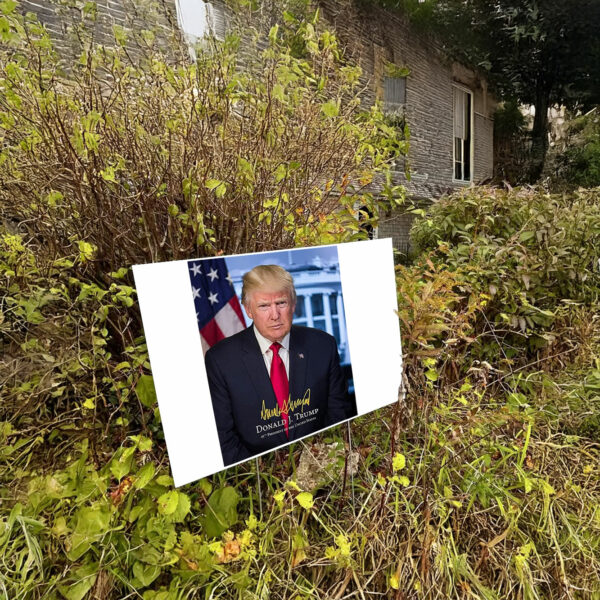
[{"x1": 528, "y1": 88, "x2": 550, "y2": 182}]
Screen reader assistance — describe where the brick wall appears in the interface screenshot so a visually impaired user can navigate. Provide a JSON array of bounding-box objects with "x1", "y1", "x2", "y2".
[{"x1": 377, "y1": 211, "x2": 415, "y2": 258}]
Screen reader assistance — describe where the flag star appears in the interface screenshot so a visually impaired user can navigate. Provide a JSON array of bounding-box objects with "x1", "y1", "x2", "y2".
[
  {"x1": 226, "y1": 273, "x2": 233, "y2": 285},
  {"x1": 192, "y1": 286, "x2": 201, "y2": 299},
  {"x1": 207, "y1": 267, "x2": 219, "y2": 282},
  {"x1": 190, "y1": 263, "x2": 202, "y2": 277},
  {"x1": 208, "y1": 291, "x2": 219, "y2": 305}
]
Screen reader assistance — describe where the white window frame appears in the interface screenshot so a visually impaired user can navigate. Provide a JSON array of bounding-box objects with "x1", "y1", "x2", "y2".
[
  {"x1": 452, "y1": 84, "x2": 474, "y2": 183},
  {"x1": 175, "y1": 0, "x2": 226, "y2": 45}
]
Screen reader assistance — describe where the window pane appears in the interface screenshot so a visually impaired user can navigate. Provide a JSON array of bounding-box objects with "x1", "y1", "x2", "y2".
[
  {"x1": 313, "y1": 318, "x2": 327, "y2": 332},
  {"x1": 455, "y1": 160, "x2": 462, "y2": 180},
  {"x1": 295, "y1": 296, "x2": 305, "y2": 318},
  {"x1": 463, "y1": 138, "x2": 471, "y2": 181},
  {"x1": 455, "y1": 137, "x2": 462, "y2": 161},
  {"x1": 329, "y1": 293, "x2": 338, "y2": 315},
  {"x1": 454, "y1": 138, "x2": 462, "y2": 180},
  {"x1": 332, "y1": 318, "x2": 341, "y2": 345},
  {"x1": 384, "y1": 76, "x2": 406, "y2": 111},
  {"x1": 311, "y1": 294, "x2": 324, "y2": 316}
]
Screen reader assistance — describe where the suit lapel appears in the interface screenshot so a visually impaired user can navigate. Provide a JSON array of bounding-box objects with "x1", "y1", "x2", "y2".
[{"x1": 288, "y1": 326, "x2": 308, "y2": 440}]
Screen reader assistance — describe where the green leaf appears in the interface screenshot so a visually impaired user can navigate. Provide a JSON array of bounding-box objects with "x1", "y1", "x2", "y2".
[
  {"x1": 425, "y1": 369, "x2": 438, "y2": 382},
  {"x1": 134, "y1": 462, "x2": 155, "y2": 490},
  {"x1": 110, "y1": 448, "x2": 134, "y2": 480},
  {"x1": 519, "y1": 230, "x2": 535, "y2": 242},
  {"x1": 268, "y1": 24, "x2": 279, "y2": 45},
  {"x1": 133, "y1": 561, "x2": 161, "y2": 587},
  {"x1": 321, "y1": 100, "x2": 339, "y2": 118},
  {"x1": 157, "y1": 491, "x2": 179, "y2": 515},
  {"x1": 58, "y1": 563, "x2": 98, "y2": 600},
  {"x1": 77, "y1": 241, "x2": 96, "y2": 262},
  {"x1": 1, "y1": 1, "x2": 17, "y2": 15},
  {"x1": 74, "y1": 507, "x2": 111, "y2": 536},
  {"x1": 100, "y1": 166, "x2": 116, "y2": 182},
  {"x1": 198, "y1": 478, "x2": 212, "y2": 496},
  {"x1": 205, "y1": 179, "x2": 227, "y2": 198},
  {"x1": 136, "y1": 375, "x2": 157, "y2": 408},
  {"x1": 200, "y1": 486, "x2": 239, "y2": 538},
  {"x1": 273, "y1": 164, "x2": 287, "y2": 183},
  {"x1": 155, "y1": 475, "x2": 173, "y2": 487},
  {"x1": 167, "y1": 491, "x2": 191, "y2": 523},
  {"x1": 67, "y1": 507, "x2": 110, "y2": 560},
  {"x1": 392, "y1": 452, "x2": 406, "y2": 471}
]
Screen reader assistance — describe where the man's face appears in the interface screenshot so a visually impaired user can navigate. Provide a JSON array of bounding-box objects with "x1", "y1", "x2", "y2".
[{"x1": 245, "y1": 289, "x2": 296, "y2": 343}]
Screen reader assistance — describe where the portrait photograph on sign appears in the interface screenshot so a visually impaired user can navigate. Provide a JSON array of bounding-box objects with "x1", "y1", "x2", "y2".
[
  {"x1": 133, "y1": 239, "x2": 402, "y2": 487},
  {"x1": 187, "y1": 246, "x2": 357, "y2": 466}
]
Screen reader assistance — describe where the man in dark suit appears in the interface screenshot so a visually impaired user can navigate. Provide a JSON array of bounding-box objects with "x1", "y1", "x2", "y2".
[{"x1": 204, "y1": 264, "x2": 354, "y2": 466}]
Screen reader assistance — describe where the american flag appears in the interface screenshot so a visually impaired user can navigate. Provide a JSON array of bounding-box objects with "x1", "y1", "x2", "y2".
[{"x1": 188, "y1": 258, "x2": 246, "y2": 355}]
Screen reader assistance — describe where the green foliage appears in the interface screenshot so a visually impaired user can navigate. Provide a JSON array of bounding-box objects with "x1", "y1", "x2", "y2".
[
  {"x1": 493, "y1": 99, "x2": 526, "y2": 140},
  {"x1": 199, "y1": 486, "x2": 240, "y2": 538},
  {"x1": 410, "y1": 186, "x2": 600, "y2": 361},
  {"x1": 558, "y1": 108, "x2": 600, "y2": 188}
]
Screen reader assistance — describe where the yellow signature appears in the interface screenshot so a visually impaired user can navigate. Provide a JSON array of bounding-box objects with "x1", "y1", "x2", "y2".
[{"x1": 260, "y1": 388, "x2": 311, "y2": 421}]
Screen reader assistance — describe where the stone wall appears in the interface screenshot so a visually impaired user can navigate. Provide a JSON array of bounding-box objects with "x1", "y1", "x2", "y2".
[
  {"x1": 317, "y1": 0, "x2": 495, "y2": 249},
  {"x1": 318, "y1": 0, "x2": 495, "y2": 198},
  {"x1": 19, "y1": 0, "x2": 179, "y2": 62}
]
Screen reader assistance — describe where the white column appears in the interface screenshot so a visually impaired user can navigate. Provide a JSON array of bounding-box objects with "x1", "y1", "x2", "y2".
[
  {"x1": 304, "y1": 294, "x2": 313, "y2": 327},
  {"x1": 337, "y1": 293, "x2": 347, "y2": 347},
  {"x1": 322, "y1": 292, "x2": 333, "y2": 335}
]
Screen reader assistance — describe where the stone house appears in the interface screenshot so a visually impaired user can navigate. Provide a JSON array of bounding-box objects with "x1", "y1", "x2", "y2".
[{"x1": 18, "y1": 0, "x2": 495, "y2": 253}]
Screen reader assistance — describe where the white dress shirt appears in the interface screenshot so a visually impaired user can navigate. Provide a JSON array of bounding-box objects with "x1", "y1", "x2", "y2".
[{"x1": 253, "y1": 325, "x2": 290, "y2": 377}]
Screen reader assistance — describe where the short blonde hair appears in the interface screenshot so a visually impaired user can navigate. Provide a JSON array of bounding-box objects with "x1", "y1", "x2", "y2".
[{"x1": 241, "y1": 265, "x2": 297, "y2": 306}]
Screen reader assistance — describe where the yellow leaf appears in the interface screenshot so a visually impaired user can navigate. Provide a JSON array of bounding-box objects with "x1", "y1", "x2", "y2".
[
  {"x1": 296, "y1": 492, "x2": 314, "y2": 510},
  {"x1": 292, "y1": 548, "x2": 307, "y2": 567},
  {"x1": 392, "y1": 452, "x2": 406, "y2": 471}
]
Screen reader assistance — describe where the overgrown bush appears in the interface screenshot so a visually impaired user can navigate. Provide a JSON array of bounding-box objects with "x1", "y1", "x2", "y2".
[
  {"x1": 411, "y1": 186, "x2": 600, "y2": 362},
  {"x1": 0, "y1": 3, "x2": 405, "y2": 277},
  {"x1": 557, "y1": 107, "x2": 600, "y2": 188},
  {"x1": 0, "y1": 3, "x2": 409, "y2": 598}
]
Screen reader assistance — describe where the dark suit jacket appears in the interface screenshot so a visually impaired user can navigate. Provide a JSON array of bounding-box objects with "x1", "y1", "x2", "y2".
[{"x1": 204, "y1": 325, "x2": 354, "y2": 466}]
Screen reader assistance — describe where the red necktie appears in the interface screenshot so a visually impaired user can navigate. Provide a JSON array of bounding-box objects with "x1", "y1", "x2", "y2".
[{"x1": 269, "y1": 342, "x2": 289, "y2": 437}]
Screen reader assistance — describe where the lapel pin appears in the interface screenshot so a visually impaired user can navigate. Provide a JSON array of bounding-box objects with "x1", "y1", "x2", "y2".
[{"x1": 298, "y1": 353, "x2": 304, "y2": 359}]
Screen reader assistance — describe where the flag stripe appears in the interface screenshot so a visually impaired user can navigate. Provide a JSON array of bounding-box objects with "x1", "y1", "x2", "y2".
[
  {"x1": 230, "y1": 296, "x2": 246, "y2": 323},
  {"x1": 200, "y1": 334, "x2": 210, "y2": 355},
  {"x1": 215, "y1": 300, "x2": 246, "y2": 337},
  {"x1": 201, "y1": 319, "x2": 225, "y2": 347}
]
